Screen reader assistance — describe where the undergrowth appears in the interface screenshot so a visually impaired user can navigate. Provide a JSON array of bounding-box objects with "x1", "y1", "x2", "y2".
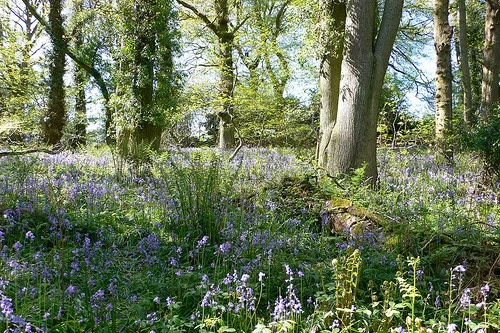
[{"x1": 0, "y1": 147, "x2": 498, "y2": 332}]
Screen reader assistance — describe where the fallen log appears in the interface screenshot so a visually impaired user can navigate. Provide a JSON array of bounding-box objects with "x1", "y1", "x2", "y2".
[{"x1": 0, "y1": 148, "x2": 61, "y2": 158}]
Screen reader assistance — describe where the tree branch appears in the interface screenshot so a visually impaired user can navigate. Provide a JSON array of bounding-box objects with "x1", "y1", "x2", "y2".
[
  {"x1": 175, "y1": 0, "x2": 220, "y2": 36},
  {"x1": 19, "y1": 0, "x2": 110, "y2": 102},
  {"x1": 231, "y1": 15, "x2": 250, "y2": 34}
]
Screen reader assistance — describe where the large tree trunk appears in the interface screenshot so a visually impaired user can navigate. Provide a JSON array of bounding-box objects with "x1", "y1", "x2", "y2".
[
  {"x1": 131, "y1": 0, "x2": 162, "y2": 151},
  {"x1": 317, "y1": 0, "x2": 346, "y2": 170},
  {"x1": 456, "y1": 0, "x2": 473, "y2": 127},
  {"x1": 434, "y1": 0, "x2": 453, "y2": 162},
  {"x1": 481, "y1": 0, "x2": 500, "y2": 119},
  {"x1": 321, "y1": 0, "x2": 403, "y2": 184},
  {"x1": 43, "y1": 0, "x2": 66, "y2": 145}
]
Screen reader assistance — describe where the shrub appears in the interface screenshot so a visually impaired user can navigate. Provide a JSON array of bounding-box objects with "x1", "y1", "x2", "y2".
[{"x1": 464, "y1": 112, "x2": 500, "y2": 183}]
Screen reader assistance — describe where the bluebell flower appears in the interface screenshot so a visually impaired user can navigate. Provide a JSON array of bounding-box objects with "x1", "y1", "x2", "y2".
[
  {"x1": 66, "y1": 285, "x2": 77, "y2": 295},
  {"x1": 460, "y1": 288, "x2": 471, "y2": 308},
  {"x1": 446, "y1": 323, "x2": 457, "y2": 333},
  {"x1": 1, "y1": 293, "x2": 14, "y2": 319},
  {"x1": 25, "y1": 231, "x2": 35, "y2": 240},
  {"x1": 13, "y1": 241, "x2": 22, "y2": 252},
  {"x1": 197, "y1": 236, "x2": 209, "y2": 248},
  {"x1": 480, "y1": 283, "x2": 490, "y2": 297}
]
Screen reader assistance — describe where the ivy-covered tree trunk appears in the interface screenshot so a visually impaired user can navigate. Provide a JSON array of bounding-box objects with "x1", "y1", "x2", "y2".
[
  {"x1": 115, "y1": 0, "x2": 178, "y2": 153},
  {"x1": 43, "y1": 0, "x2": 66, "y2": 145},
  {"x1": 434, "y1": 0, "x2": 453, "y2": 162},
  {"x1": 320, "y1": 0, "x2": 403, "y2": 184},
  {"x1": 132, "y1": 1, "x2": 162, "y2": 150},
  {"x1": 481, "y1": 0, "x2": 500, "y2": 119},
  {"x1": 215, "y1": 0, "x2": 235, "y2": 149},
  {"x1": 72, "y1": 0, "x2": 87, "y2": 147},
  {"x1": 317, "y1": 0, "x2": 345, "y2": 170}
]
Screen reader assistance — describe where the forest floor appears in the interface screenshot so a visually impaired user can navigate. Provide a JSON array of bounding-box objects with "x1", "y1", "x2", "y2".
[{"x1": 0, "y1": 147, "x2": 499, "y2": 332}]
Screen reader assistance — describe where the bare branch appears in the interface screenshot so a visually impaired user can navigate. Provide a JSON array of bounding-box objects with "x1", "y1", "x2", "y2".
[{"x1": 175, "y1": 0, "x2": 219, "y2": 36}]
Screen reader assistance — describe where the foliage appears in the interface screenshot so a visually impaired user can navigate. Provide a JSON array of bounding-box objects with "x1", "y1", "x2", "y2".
[
  {"x1": 0, "y1": 1, "x2": 46, "y2": 143},
  {"x1": 463, "y1": 112, "x2": 500, "y2": 182}
]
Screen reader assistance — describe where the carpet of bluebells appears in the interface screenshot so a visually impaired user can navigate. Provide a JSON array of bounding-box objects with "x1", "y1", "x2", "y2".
[{"x1": 0, "y1": 147, "x2": 499, "y2": 333}]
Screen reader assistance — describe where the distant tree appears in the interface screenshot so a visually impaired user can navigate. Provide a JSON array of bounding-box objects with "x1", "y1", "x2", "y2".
[
  {"x1": 69, "y1": 0, "x2": 87, "y2": 147},
  {"x1": 235, "y1": 0, "x2": 306, "y2": 147},
  {"x1": 176, "y1": 0, "x2": 250, "y2": 149}
]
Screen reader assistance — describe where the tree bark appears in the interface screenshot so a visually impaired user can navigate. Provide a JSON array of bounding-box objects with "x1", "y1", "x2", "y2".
[
  {"x1": 131, "y1": 0, "x2": 162, "y2": 150},
  {"x1": 218, "y1": 30, "x2": 236, "y2": 149},
  {"x1": 72, "y1": 0, "x2": 87, "y2": 148},
  {"x1": 456, "y1": 0, "x2": 473, "y2": 127},
  {"x1": 317, "y1": 0, "x2": 346, "y2": 170},
  {"x1": 481, "y1": 0, "x2": 500, "y2": 119},
  {"x1": 321, "y1": 0, "x2": 403, "y2": 184},
  {"x1": 434, "y1": 0, "x2": 453, "y2": 162},
  {"x1": 43, "y1": 0, "x2": 66, "y2": 145},
  {"x1": 73, "y1": 66, "x2": 87, "y2": 147}
]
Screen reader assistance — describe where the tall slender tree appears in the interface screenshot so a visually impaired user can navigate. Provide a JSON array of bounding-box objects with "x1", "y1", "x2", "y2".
[
  {"x1": 43, "y1": 0, "x2": 66, "y2": 145},
  {"x1": 70, "y1": 0, "x2": 87, "y2": 147},
  {"x1": 456, "y1": 0, "x2": 473, "y2": 127},
  {"x1": 434, "y1": 0, "x2": 453, "y2": 161},
  {"x1": 176, "y1": 0, "x2": 249, "y2": 149}
]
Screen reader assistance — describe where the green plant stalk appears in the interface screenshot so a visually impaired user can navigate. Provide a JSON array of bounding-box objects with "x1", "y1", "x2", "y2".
[
  {"x1": 448, "y1": 270, "x2": 453, "y2": 326},
  {"x1": 411, "y1": 260, "x2": 417, "y2": 333}
]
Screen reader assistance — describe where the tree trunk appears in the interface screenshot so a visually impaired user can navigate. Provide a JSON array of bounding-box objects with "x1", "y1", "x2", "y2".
[
  {"x1": 317, "y1": 0, "x2": 346, "y2": 170},
  {"x1": 73, "y1": 66, "x2": 87, "y2": 147},
  {"x1": 0, "y1": 18, "x2": 5, "y2": 113},
  {"x1": 481, "y1": 0, "x2": 500, "y2": 119},
  {"x1": 216, "y1": 0, "x2": 235, "y2": 149},
  {"x1": 456, "y1": 0, "x2": 473, "y2": 127},
  {"x1": 43, "y1": 0, "x2": 66, "y2": 145},
  {"x1": 322, "y1": 0, "x2": 403, "y2": 184},
  {"x1": 131, "y1": 0, "x2": 162, "y2": 151},
  {"x1": 434, "y1": 0, "x2": 453, "y2": 162},
  {"x1": 218, "y1": 35, "x2": 235, "y2": 149},
  {"x1": 72, "y1": 0, "x2": 87, "y2": 148}
]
